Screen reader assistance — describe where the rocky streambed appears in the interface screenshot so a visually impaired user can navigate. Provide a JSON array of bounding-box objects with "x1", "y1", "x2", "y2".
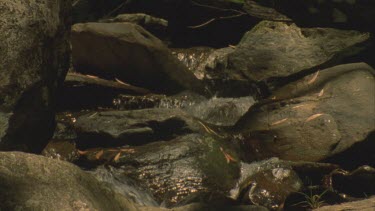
[{"x1": 1, "y1": 0, "x2": 375, "y2": 211}]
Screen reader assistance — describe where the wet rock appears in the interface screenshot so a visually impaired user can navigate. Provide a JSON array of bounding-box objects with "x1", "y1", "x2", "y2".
[
  {"x1": 314, "y1": 196, "x2": 375, "y2": 211},
  {"x1": 113, "y1": 93, "x2": 254, "y2": 126},
  {"x1": 172, "y1": 47, "x2": 256, "y2": 97},
  {"x1": 84, "y1": 134, "x2": 240, "y2": 207},
  {"x1": 227, "y1": 21, "x2": 370, "y2": 90},
  {"x1": 0, "y1": 0, "x2": 71, "y2": 152},
  {"x1": 71, "y1": 22, "x2": 204, "y2": 94},
  {"x1": 230, "y1": 158, "x2": 302, "y2": 210},
  {"x1": 0, "y1": 151, "x2": 138, "y2": 211},
  {"x1": 101, "y1": 13, "x2": 168, "y2": 39},
  {"x1": 92, "y1": 165, "x2": 159, "y2": 207},
  {"x1": 42, "y1": 139, "x2": 80, "y2": 162},
  {"x1": 323, "y1": 166, "x2": 375, "y2": 197},
  {"x1": 72, "y1": 108, "x2": 206, "y2": 148},
  {"x1": 58, "y1": 72, "x2": 150, "y2": 111},
  {"x1": 235, "y1": 63, "x2": 375, "y2": 162}
]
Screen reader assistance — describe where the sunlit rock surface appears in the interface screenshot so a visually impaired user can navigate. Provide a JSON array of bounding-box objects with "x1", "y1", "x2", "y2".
[
  {"x1": 0, "y1": 152, "x2": 138, "y2": 211},
  {"x1": 71, "y1": 22, "x2": 204, "y2": 94},
  {"x1": 81, "y1": 134, "x2": 240, "y2": 207},
  {"x1": 235, "y1": 63, "x2": 375, "y2": 162},
  {"x1": 228, "y1": 21, "x2": 370, "y2": 85}
]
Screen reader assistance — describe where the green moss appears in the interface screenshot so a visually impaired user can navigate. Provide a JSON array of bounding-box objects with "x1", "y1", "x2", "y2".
[{"x1": 198, "y1": 136, "x2": 240, "y2": 191}]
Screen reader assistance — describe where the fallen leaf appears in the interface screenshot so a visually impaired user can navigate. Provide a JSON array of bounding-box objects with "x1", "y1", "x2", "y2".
[
  {"x1": 113, "y1": 152, "x2": 121, "y2": 162},
  {"x1": 86, "y1": 74, "x2": 98, "y2": 79},
  {"x1": 318, "y1": 89, "x2": 324, "y2": 97},
  {"x1": 308, "y1": 70, "x2": 320, "y2": 84},
  {"x1": 220, "y1": 147, "x2": 236, "y2": 163},
  {"x1": 115, "y1": 78, "x2": 130, "y2": 86},
  {"x1": 95, "y1": 150, "x2": 104, "y2": 160},
  {"x1": 77, "y1": 150, "x2": 88, "y2": 155},
  {"x1": 305, "y1": 113, "x2": 324, "y2": 122},
  {"x1": 270, "y1": 118, "x2": 288, "y2": 126}
]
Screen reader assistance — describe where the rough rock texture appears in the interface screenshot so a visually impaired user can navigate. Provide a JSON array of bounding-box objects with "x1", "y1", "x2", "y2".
[
  {"x1": 71, "y1": 22, "x2": 203, "y2": 94},
  {"x1": 314, "y1": 196, "x2": 375, "y2": 211},
  {"x1": 0, "y1": 0, "x2": 71, "y2": 152},
  {"x1": 235, "y1": 63, "x2": 375, "y2": 162},
  {"x1": 82, "y1": 134, "x2": 240, "y2": 207},
  {"x1": 228, "y1": 21, "x2": 370, "y2": 85},
  {"x1": 172, "y1": 47, "x2": 257, "y2": 97},
  {"x1": 72, "y1": 108, "x2": 206, "y2": 148},
  {"x1": 0, "y1": 152, "x2": 138, "y2": 211},
  {"x1": 230, "y1": 158, "x2": 302, "y2": 210}
]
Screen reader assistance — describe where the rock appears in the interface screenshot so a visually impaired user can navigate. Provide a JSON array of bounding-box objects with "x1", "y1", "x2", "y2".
[
  {"x1": 58, "y1": 72, "x2": 150, "y2": 111},
  {"x1": 0, "y1": 151, "x2": 138, "y2": 211},
  {"x1": 234, "y1": 63, "x2": 375, "y2": 162},
  {"x1": 72, "y1": 0, "x2": 124, "y2": 23},
  {"x1": 227, "y1": 21, "x2": 370, "y2": 90},
  {"x1": 314, "y1": 196, "x2": 375, "y2": 211},
  {"x1": 101, "y1": 13, "x2": 168, "y2": 39},
  {"x1": 323, "y1": 166, "x2": 375, "y2": 197},
  {"x1": 230, "y1": 158, "x2": 302, "y2": 210},
  {"x1": 71, "y1": 22, "x2": 204, "y2": 94},
  {"x1": 0, "y1": 0, "x2": 71, "y2": 152},
  {"x1": 72, "y1": 108, "x2": 207, "y2": 148},
  {"x1": 243, "y1": 0, "x2": 292, "y2": 21},
  {"x1": 172, "y1": 47, "x2": 258, "y2": 97},
  {"x1": 114, "y1": 93, "x2": 255, "y2": 126},
  {"x1": 250, "y1": 0, "x2": 375, "y2": 31},
  {"x1": 139, "y1": 203, "x2": 268, "y2": 211},
  {"x1": 82, "y1": 134, "x2": 240, "y2": 207}
]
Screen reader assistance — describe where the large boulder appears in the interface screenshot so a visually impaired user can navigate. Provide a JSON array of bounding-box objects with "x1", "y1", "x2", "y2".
[
  {"x1": 234, "y1": 63, "x2": 375, "y2": 162},
  {"x1": 71, "y1": 22, "x2": 204, "y2": 94},
  {"x1": 0, "y1": 151, "x2": 138, "y2": 211},
  {"x1": 0, "y1": 0, "x2": 71, "y2": 152},
  {"x1": 84, "y1": 133, "x2": 241, "y2": 207},
  {"x1": 227, "y1": 21, "x2": 370, "y2": 88}
]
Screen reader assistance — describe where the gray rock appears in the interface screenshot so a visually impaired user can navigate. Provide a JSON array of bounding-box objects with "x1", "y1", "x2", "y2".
[
  {"x1": 228, "y1": 21, "x2": 370, "y2": 84},
  {"x1": 71, "y1": 22, "x2": 203, "y2": 94},
  {"x1": 73, "y1": 108, "x2": 205, "y2": 148},
  {"x1": 0, "y1": 151, "x2": 138, "y2": 211},
  {"x1": 0, "y1": 0, "x2": 71, "y2": 152},
  {"x1": 230, "y1": 158, "x2": 302, "y2": 210},
  {"x1": 314, "y1": 196, "x2": 375, "y2": 211},
  {"x1": 82, "y1": 133, "x2": 240, "y2": 207},
  {"x1": 235, "y1": 63, "x2": 375, "y2": 162}
]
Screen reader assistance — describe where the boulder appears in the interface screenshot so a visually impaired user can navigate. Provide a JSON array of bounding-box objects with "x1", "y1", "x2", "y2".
[
  {"x1": 234, "y1": 63, "x2": 375, "y2": 162},
  {"x1": 81, "y1": 133, "x2": 241, "y2": 207},
  {"x1": 230, "y1": 158, "x2": 302, "y2": 210},
  {"x1": 0, "y1": 0, "x2": 71, "y2": 152},
  {"x1": 71, "y1": 108, "x2": 207, "y2": 148},
  {"x1": 172, "y1": 47, "x2": 257, "y2": 97},
  {"x1": 227, "y1": 21, "x2": 370, "y2": 89},
  {"x1": 71, "y1": 22, "x2": 204, "y2": 94},
  {"x1": 0, "y1": 151, "x2": 138, "y2": 211},
  {"x1": 314, "y1": 196, "x2": 375, "y2": 211}
]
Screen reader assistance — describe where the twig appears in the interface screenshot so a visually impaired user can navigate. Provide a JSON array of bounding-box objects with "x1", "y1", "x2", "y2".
[
  {"x1": 191, "y1": 0, "x2": 246, "y2": 14},
  {"x1": 104, "y1": 0, "x2": 129, "y2": 18},
  {"x1": 188, "y1": 13, "x2": 246, "y2": 29}
]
